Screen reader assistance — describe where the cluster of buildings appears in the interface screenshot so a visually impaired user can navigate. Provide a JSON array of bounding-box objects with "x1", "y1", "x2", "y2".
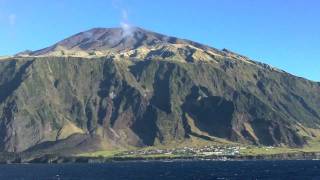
[{"x1": 119, "y1": 145, "x2": 241, "y2": 157}]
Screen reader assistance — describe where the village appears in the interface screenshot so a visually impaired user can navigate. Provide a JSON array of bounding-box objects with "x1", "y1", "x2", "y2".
[{"x1": 118, "y1": 145, "x2": 242, "y2": 157}]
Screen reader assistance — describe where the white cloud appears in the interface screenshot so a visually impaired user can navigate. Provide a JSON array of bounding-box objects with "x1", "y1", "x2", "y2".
[
  {"x1": 111, "y1": 0, "x2": 135, "y2": 38},
  {"x1": 121, "y1": 9, "x2": 128, "y2": 21},
  {"x1": 120, "y1": 9, "x2": 134, "y2": 37},
  {"x1": 8, "y1": 13, "x2": 16, "y2": 26},
  {"x1": 120, "y1": 21, "x2": 134, "y2": 38}
]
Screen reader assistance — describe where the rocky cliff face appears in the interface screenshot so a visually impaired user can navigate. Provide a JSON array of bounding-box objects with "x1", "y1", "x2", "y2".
[{"x1": 1, "y1": 27, "x2": 320, "y2": 153}]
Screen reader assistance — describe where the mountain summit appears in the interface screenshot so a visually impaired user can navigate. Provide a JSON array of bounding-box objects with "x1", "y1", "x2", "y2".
[
  {"x1": 33, "y1": 27, "x2": 178, "y2": 54},
  {"x1": 21, "y1": 27, "x2": 249, "y2": 64},
  {"x1": 27, "y1": 27, "x2": 211, "y2": 57},
  {"x1": 0, "y1": 27, "x2": 319, "y2": 155}
]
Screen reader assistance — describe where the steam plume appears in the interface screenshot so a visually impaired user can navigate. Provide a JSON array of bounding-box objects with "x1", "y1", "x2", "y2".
[{"x1": 112, "y1": 0, "x2": 135, "y2": 38}]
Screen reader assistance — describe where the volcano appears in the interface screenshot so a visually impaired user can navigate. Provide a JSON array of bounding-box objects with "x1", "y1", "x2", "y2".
[{"x1": 0, "y1": 27, "x2": 319, "y2": 155}]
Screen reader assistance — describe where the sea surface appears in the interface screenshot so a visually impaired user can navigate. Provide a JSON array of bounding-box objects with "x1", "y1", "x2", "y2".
[{"x1": 0, "y1": 160, "x2": 320, "y2": 180}]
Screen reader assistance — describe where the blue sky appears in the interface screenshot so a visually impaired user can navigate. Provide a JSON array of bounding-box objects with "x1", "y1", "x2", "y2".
[{"x1": 0, "y1": 0, "x2": 319, "y2": 81}]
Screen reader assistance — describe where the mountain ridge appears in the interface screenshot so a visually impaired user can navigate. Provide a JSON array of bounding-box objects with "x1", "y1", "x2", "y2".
[
  {"x1": 22, "y1": 27, "x2": 215, "y2": 56},
  {"x1": 15, "y1": 27, "x2": 290, "y2": 77}
]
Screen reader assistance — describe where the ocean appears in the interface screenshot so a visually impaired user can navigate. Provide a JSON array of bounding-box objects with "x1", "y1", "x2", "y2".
[{"x1": 0, "y1": 160, "x2": 320, "y2": 180}]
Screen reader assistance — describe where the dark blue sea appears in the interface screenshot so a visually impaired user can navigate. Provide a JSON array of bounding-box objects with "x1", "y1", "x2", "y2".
[{"x1": 0, "y1": 160, "x2": 320, "y2": 180}]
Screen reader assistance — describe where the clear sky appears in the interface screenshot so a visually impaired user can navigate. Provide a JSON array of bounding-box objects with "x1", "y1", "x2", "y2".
[{"x1": 0, "y1": 0, "x2": 319, "y2": 81}]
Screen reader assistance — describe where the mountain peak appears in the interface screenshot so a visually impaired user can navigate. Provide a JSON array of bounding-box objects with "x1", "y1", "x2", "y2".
[
  {"x1": 31, "y1": 27, "x2": 190, "y2": 56},
  {"x1": 20, "y1": 27, "x2": 260, "y2": 67}
]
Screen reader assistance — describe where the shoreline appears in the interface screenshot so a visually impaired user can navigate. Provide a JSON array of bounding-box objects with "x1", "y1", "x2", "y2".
[{"x1": 1, "y1": 151, "x2": 320, "y2": 164}]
